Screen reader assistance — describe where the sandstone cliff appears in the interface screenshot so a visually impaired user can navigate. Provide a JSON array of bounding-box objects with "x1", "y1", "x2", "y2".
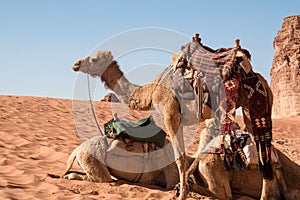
[
  {"x1": 270, "y1": 15, "x2": 300, "y2": 118},
  {"x1": 101, "y1": 93, "x2": 120, "y2": 102}
]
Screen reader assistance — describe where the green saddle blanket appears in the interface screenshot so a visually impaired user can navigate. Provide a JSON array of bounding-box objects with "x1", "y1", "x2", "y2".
[{"x1": 104, "y1": 116, "x2": 166, "y2": 148}]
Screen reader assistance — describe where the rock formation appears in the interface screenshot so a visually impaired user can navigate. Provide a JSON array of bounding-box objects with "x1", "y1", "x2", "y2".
[
  {"x1": 101, "y1": 93, "x2": 120, "y2": 102},
  {"x1": 270, "y1": 15, "x2": 300, "y2": 118}
]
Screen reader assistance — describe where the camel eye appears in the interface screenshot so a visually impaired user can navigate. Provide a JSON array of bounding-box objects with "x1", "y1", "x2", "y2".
[{"x1": 91, "y1": 57, "x2": 98, "y2": 63}]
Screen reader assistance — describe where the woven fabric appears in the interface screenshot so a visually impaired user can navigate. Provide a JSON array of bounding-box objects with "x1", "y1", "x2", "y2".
[
  {"x1": 219, "y1": 74, "x2": 241, "y2": 133},
  {"x1": 204, "y1": 131, "x2": 250, "y2": 170},
  {"x1": 180, "y1": 41, "x2": 240, "y2": 133},
  {"x1": 178, "y1": 41, "x2": 273, "y2": 178},
  {"x1": 181, "y1": 41, "x2": 237, "y2": 76},
  {"x1": 243, "y1": 76, "x2": 273, "y2": 179}
]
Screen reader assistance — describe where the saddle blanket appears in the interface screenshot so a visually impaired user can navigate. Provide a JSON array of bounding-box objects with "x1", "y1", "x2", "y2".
[
  {"x1": 104, "y1": 116, "x2": 166, "y2": 148},
  {"x1": 203, "y1": 131, "x2": 279, "y2": 169}
]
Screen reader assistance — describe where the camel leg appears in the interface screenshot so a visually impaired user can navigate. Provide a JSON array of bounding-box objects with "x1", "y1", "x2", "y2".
[
  {"x1": 186, "y1": 156, "x2": 201, "y2": 179},
  {"x1": 174, "y1": 136, "x2": 187, "y2": 200},
  {"x1": 174, "y1": 127, "x2": 187, "y2": 200},
  {"x1": 186, "y1": 123, "x2": 217, "y2": 180},
  {"x1": 186, "y1": 138, "x2": 206, "y2": 181},
  {"x1": 151, "y1": 87, "x2": 188, "y2": 199},
  {"x1": 165, "y1": 114, "x2": 187, "y2": 200},
  {"x1": 186, "y1": 128, "x2": 204, "y2": 180},
  {"x1": 60, "y1": 147, "x2": 78, "y2": 178},
  {"x1": 77, "y1": 150, "x2": 112, "y2": 183},
  {"x1": 190, "y1": 181, "x2": 218, "y2": 199},
  {"x1": 260, "y1": 179, "x2": 272, "y2": 200},
  {"x1": 198, "y1": 154, "x2": 232, "y2": 200}
]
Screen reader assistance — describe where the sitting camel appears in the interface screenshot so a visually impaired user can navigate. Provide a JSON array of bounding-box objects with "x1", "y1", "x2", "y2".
[
  {"x1": 191, "y1": 119, "x2": 300, "y2": 200},
  {"x1": 71, "y1": 36, "x2": 273, "y2": 199},
  {"x1": 60, "y1": 135, "x2": 181, "y2": 190}
]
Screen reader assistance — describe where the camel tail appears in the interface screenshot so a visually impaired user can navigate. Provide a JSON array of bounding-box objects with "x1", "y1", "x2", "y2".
[{"x1": 60, "y1": 148, "x2": 78, "y2": 178}]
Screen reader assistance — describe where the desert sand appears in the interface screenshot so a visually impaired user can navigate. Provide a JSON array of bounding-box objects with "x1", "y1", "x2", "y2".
[{"x1": 0, "y1": 95, "x2": 299, "y2": 200}]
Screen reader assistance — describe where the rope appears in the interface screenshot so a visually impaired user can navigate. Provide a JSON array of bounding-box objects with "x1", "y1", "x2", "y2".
[
  {"x1": 156, "y1": 65, "x2": 173, "y2": 85},
  {"x1": 195, "y1": 73, "x2": 203, "y2": 119},
  {"x1": 87, "y1": 74, "x2": 105, "y2": 137}
]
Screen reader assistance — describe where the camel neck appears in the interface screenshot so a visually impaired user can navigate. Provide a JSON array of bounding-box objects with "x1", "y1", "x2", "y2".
[{"x1": 100, "y1": 61, "x2": 139, "y2": 105}]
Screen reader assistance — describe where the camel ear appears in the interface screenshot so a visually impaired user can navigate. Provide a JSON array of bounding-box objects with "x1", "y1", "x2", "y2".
[
  {"x1": 103, "y1": 50, "x2": 113, "y2": 61},
  {"x1": 171, "y1": 51, "x2": 182, "y2": 65},
  {"x1": 89, "y1": 50, "x2": 113, "y2": 63}
]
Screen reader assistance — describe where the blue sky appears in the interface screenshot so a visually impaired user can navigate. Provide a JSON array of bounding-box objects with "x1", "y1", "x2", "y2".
[{"x1": 0, "y1": 1, "x2": 299, "y2": 99}]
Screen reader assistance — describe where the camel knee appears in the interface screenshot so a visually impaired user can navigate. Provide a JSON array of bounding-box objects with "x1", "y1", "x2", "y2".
[
  {"x1": 208, "y1": 183, "x2": 232, "y2": 200},
  {"x1": 81, "y1": 156, "x2": 112, "y2": 183},
  {"x1": 198, "y1": 158, "x2": 232, "y2": 200}
]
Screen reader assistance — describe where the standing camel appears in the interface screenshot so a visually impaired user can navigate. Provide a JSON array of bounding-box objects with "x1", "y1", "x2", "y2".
[{"x1": 71, "y1": 36, "x2": 273, "y2": 199}]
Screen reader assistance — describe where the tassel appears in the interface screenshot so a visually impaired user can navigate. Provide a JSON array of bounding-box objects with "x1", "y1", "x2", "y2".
[
  {"x1": 259, "y1": 159, "x2": 274, "y2": 180},
  {"x1": 221, "y1": 144, "x2": 230, "y2": 171},
  {"x1": 235, "y1": 148, "x2": 247, "y2": 170}
]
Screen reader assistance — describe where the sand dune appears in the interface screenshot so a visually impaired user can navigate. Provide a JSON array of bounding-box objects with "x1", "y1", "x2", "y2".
[{"x1": 0, "y1": 95, "x2": 299, "y2": 199}]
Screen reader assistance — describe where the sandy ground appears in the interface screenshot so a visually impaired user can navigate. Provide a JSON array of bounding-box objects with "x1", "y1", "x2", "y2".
[{"x1": 0, "y1": 95, "x2": 299, "y2": 200}]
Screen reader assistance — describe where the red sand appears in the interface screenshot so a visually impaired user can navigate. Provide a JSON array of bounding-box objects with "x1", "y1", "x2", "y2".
[{"x1": 0, "y1": 95, "x2": 299, "y2": 199}]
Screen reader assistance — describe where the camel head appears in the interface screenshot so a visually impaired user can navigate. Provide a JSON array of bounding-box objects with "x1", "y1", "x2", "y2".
[{"x1": 72, "y1": 50, "x2": 114, "y2": 77}]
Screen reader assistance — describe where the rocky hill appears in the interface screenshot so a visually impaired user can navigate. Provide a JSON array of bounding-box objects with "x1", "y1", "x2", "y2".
[{"x1": 270, "y1": 15, "x2": 300, "y2": 118}]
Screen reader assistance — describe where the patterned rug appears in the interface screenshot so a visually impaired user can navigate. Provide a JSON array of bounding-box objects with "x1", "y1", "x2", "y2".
[
  {"x1": 180, "y1": 40, "x2": 239, "y2": 133},
  {"x1": 177, "y1": 40, "x2": 273, "y2": 179},
  {"x1": 204, "y1": 130, "x2": 278, "y2": 171},
  {"x1": 243, "y1": 76, "x2": 273, "y2": 179}
]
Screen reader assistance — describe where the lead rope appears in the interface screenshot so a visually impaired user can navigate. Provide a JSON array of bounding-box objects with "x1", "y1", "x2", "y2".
[{"x1": 87, "y1": 74, "x2": 105, "y2": 137}]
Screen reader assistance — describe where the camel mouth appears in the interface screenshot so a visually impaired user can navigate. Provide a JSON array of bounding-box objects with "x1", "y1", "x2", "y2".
[
  {"x1": 72, "y1": 60, "x2": 82, "y2": 72},
  {"x1": 72, "y1": 64, "x2": 80, "y2": 72}
]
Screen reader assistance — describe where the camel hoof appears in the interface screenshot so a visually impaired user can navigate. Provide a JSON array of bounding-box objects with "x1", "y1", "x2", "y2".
[
  {"x1": 174, "y1": 179, "x2": 193, "y2": 197},
  {"x1": 174, "y1": 183, "x2": 180, "y2": 197},
  {"x1": 63, "y1": 173, "x2": 84, "y2": 180}
]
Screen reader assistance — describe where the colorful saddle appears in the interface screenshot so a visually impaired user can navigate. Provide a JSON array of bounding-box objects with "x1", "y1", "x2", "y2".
[{"x1": 171, "y1": 36, "x2": 273, "y2": 179}]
